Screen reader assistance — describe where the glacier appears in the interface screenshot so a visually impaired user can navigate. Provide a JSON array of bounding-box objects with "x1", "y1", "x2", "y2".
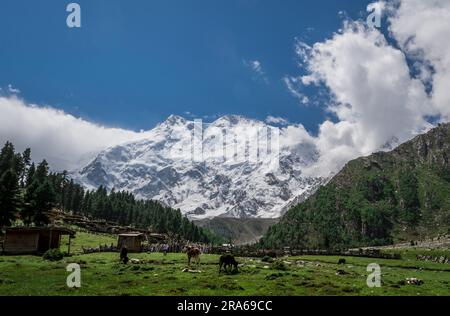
[{"x1": 71, "y1": 115, "x2": 326, "y2": 219}]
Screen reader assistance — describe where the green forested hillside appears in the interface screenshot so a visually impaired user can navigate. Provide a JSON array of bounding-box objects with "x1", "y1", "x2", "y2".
[
  {"x1": 0, "y1": 142, "x2": 220, "y2": 243},
  {"x1": 261, "y1": 123, "x2": 450, "y2": 249}
]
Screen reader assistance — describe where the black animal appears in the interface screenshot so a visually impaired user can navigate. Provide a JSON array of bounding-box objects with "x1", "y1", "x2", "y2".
[
  {"x1": 337, "y1": 258, "x2": 346, "y2": 265},
  {"x1": 219, "y1": 254, "x2": 239, "y2": 274},
  {"x1": 120, "y1": 246, "x2": 129, "y2": 264}
]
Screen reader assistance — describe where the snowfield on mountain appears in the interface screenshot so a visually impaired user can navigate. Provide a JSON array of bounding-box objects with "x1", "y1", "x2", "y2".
[{"x1": 72, "y1": 115, "x2": 326, "y2": 219}]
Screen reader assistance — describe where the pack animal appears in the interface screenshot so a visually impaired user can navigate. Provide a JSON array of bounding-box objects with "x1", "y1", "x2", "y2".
[
  {"x1": 185, "y1": 246, "x2": 201, "y2": 266},
  {"x1": 219, "y1": 254, "x2": 239, "y2": 274},
  {"x1": 120, "y1": 246, "x2": 129, "y2": 264}
]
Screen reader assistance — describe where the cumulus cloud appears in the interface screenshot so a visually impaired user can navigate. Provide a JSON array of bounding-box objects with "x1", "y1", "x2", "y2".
[
  {"x1": 387, "y1": 0, "x2": 450, "y2": 120},
  {"x1": 286, "y1": 1, "x2": 449, "y2": 177},
  {"x1": 0, "y1": 96, "x2": 150, "y2": 171}
]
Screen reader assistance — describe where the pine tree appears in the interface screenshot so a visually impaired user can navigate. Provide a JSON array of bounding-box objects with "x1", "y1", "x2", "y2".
[
  {"x1": 0, "y1": 142, "x2": 22, "y2": 227},
  {"x1": 22, "y1": 160, "x2": 55, "y2": 225},
  {"x1": 33, "y1": 179, "x2": 56, "y2": 225},
  {"x1": 0, "y1": 142, "x2": 16, "y2": 176},
  {"x1": 22, "y1": 179, "x2": 38, "y2": 226},
  {"x1": 14, "y1": 153, "x2": 25, "y2": 182},
  {"x1": 34, "y1": 160, "x2": 49, "y2": 183},
  {"x1": 20, "y1": 148, "x2": 31, "y2": 188},
  {"x1": 71, "y1": 186, "x2": 84, "y2": 214},
  {"x1": 81, "y1": 191, "x2": 92, "y2": 215},
  {"x1": 0, "y1": 169, "x2": 21, "y2": 227},
  {"x1": 25, "y1": 163, "x2": 36, "y2": 187}
]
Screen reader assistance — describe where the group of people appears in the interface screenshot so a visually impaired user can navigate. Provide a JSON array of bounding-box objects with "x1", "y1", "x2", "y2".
[
  {"x1": 142, "y1": 243, "x2": 175, "y2": 254},
  {"x1": 141, "y1": 243, "x2": 213, "y2": 254},
  {"x1": 184, "y1": 244, "x2": 213, "y2": 254},
  {"x1": 82, "y1": 244, "x2": 116, "y2": 254}
]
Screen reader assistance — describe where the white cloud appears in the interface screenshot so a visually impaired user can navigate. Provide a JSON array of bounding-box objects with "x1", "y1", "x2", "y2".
[
  {"x1": 7, "y1": 84, "x2": 20, "y2": 94},
  {"x1": 279, "y1": 124, "x2": 316, "y2": 150},
  {"x1": 367, "y1": 1, "x2": 386, "y2": 16},
  {"x1": 250, "y1": 60, "x2": 263, "y2": 74},
  {"x1": 2, "y1": 1, "x2": 449, "y2": 182},
  {"x1": 283, "y1": 76, "x2": 310, "y2": 105},
  {"x1": 0, "y1": 96, "x2": 151, "y2": 171},
  {"x1": 291, "y1": 1, "x2": 450, "y2": 177},
  {"x1": 386, "y1": 0, "x2": 450, "y2": 120},
  {"x1": 243, "y1": 59, "x2": 269, "y2": 84},
  {"x1": 265, "y1": 115, "x2": 289, "y2": 125}
]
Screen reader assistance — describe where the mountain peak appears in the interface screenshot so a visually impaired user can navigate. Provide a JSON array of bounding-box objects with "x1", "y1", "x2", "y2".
[
  {"x1": 72, "y1": 113, "x2": 325, "y2": 219},
  {"x1": 161, "y1": 115, "x2": 188, "y2": 126},
  {"x1": 212, "y1": 115, "x2": 259, "y2": 126}
]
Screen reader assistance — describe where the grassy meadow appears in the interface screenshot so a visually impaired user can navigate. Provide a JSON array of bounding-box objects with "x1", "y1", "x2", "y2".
[{"x1": 0, "y1": 232, "x2": 449, "y2": 296}]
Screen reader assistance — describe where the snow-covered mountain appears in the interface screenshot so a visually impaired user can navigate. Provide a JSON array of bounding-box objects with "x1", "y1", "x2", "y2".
[{"x1": 71, "y1": 115, "x2": 326, "y2": 219}]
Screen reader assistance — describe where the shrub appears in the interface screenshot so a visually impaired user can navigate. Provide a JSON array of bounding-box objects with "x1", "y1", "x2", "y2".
[
  {"x1": 272, "y1": 260, "x2": 288, "y2": 271},
  {"x1": 265, "y1": 273, "x2": 283, "y2": 280},
  {"x1": 43, "y1": 249, "x2": 64, "y2": 261}
]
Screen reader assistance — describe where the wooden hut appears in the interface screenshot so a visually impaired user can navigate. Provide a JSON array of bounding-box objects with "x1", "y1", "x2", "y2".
[
  {"x1": 117, "y1": 232, "x2": 144, "y2": 252},
  {"x1": 3, "y1": 227, "x2": 75, "y2": 255},
  {"x1": 148, "y1": 233, "x2": 167, "y2": 243}
]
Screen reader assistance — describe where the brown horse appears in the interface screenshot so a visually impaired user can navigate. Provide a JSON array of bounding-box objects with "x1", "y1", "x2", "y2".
[{"x1": 185, "y1": 246, "x2": 201, "y2": 266}]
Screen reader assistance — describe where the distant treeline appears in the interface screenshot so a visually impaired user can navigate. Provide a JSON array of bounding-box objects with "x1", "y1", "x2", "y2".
[{"x1": 0, "y1": 141, "x2": 221, "y2": 244}]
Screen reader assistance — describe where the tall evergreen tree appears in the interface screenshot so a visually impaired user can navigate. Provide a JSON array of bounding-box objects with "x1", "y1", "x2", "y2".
[
  {"x1": 22, "y1": 160, "x2": 55, "y2": 225},
  {"x1": 33, "y1": 179, "x2": 56, "y2": 225},
  {"x1": 34, "y1": 160, "x2": 49, "y2": 183},
  {"x1": 0, "y1": 169, "x2": 21, "y2": 227},
  {"x1": 0, "y1": 142, "x2": 16, "y2": 176},
  {"x1": 25, "y1": 163, "x2": 36, "y2": 187},
  {"x1": 0, "y1": 142, "x2": 21, "y2": 227},
  {"x1": 19, "y1": 148, "x2": 31, "y2": 188}
]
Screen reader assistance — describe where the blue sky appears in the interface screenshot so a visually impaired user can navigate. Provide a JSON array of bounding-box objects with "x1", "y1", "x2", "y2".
[{"x1": 0, "y1": 0, "x2": 373, "y2": 133}]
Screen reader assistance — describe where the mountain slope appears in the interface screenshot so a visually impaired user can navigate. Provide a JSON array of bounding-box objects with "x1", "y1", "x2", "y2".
[
  {"x1": 261, "y1": 123, "x2": 450, "y2": 249},
  {"x1": 72, "y1": 115, "x2": 325, "y2": 219},
  {"x1": 194, "y1": 217, "x2": 279, "y2": 245}
]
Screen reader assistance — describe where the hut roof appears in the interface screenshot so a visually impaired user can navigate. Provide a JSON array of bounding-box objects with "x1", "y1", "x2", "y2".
[
  {"x1": 148, "y1": 233, "x2": 166, "y2": 239},
  {"x1": 118, "y1": 232, "x2": 144, "y2": 237}
]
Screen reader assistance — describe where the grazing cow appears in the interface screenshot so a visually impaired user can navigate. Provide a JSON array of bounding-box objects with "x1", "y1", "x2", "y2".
[
  {"x1": 219, "y1": 254, "x2": 239, "y2": 274},
  {"x1": 337, "y1": 258, "x2": 346, "y2": 265},
  {"x1": 185, "y1": 246, "x2": 201, "y2": 266},
  {"x1": 120, "y1": 246, "x2": 129, "y2": 264}
]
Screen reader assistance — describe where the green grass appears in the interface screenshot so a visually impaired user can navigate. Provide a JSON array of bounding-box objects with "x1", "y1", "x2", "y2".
[
  {"x1": 1, "y1": 252, "x2": 449, "y2": 296},
  {"x1": 61, "y1": 231, "x2": 117, "y2": 254},
  {"x1": 1, "y1": 230, "x2": 448, "y2": 296},
  {"x1": 382, "y1": 247, "x2": 450, "y2": 261}
]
